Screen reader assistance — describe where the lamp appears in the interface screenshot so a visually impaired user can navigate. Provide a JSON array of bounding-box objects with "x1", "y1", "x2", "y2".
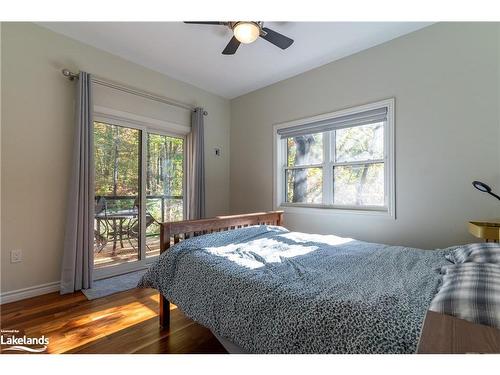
[
  {"x1": 233, "y1": 22, "x2": 260, "y2": 44},
  {"x1": 472, "y1": 180, "x2": 500, "y2": 201}
]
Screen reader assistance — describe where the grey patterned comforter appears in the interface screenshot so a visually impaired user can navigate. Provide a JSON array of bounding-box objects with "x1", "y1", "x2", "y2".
[{"x1": 138, "y1": 225, "x2": 452, "y2": 353}]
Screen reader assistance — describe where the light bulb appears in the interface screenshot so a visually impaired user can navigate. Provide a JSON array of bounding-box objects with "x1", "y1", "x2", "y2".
[{"x1": 233, "y1": 22, "x2": 260, "y2": 44}]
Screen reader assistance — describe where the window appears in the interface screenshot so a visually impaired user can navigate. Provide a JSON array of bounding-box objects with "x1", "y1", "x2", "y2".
[
  {"x1": 145, "y1": 132, "x2": 184, "y2": 258},
  {"x1": 274, "y1": 99, "x2": 394, "y2": 216},
  {"x1": 93, "y1": 106, "x2": 188, "y2": 278},
  {"x1": 94, "y1": 121, "x2": 142, "y2": 268}
]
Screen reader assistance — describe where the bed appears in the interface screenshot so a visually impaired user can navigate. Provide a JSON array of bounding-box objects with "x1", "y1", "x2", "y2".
[{"x1": 138, "y1": 211, "x2": 500, "y2": 354}]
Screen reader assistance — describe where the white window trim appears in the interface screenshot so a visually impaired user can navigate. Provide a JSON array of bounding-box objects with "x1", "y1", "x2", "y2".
[{"x1": 272, "y1": 98, "x2": 396, "y2": 219}]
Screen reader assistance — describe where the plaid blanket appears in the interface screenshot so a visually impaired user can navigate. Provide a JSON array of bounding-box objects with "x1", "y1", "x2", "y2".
[
  {"x1": 429, "y1": 263, "x2": 500, "y2": 329},
  {"x1": 446, "y1": 243, "x2": 500, "y2": 264}
]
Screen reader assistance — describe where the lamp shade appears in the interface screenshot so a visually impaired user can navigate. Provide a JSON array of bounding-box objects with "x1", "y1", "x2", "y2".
[{"x1": 233, "y1": 22, "x2": 260, "y2": 44}]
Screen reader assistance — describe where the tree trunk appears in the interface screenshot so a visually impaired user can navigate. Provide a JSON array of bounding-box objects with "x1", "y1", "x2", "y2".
[
  {"x1": 147, "y1": 137, "x2": 152, "y2": 193},
  {"x1": 164, "y1": 138, "x2": 172, "y2": 221},
  {"x1": 292, "y1": 135, "x2": 315, "y2": 202},
  {"x1": 112, "y1": 126, "x2": 119, "y2": 197},
  {"x1": 356, "y1": 164, "x2": 369, "y2": 205}
]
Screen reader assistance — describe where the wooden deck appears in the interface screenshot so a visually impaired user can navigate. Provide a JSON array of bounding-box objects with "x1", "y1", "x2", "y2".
[
  {"x1": 94, "y1": 238, "x2": 161, "y2": 269},
  {"x1": 0, "y1": 288, "x2": 226, "y2": 354}
]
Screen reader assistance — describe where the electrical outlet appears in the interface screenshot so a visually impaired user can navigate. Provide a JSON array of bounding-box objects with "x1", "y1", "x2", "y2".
[{"x1": 10, "y1": 249, "x2": 22, "y2": 263}]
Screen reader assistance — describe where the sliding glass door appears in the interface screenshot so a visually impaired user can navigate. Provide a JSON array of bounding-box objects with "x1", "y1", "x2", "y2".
[
  {"x1": 93, "y1": 119, "x2": 185, "y2": 278},
  {"x1": 145, "y1": 133, "x2": 184, "y2": 258}
]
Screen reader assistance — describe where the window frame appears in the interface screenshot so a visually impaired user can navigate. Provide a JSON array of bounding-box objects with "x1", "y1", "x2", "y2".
[
  {"x1": 93, "y1": 106, "x2": 189, "y2": 280},
  {"x1": 273, "y1": 98, "x2": 395, "y2": 218},
  {"x1": 284, "y1": 132, "x2": 325, "y2": 205}
]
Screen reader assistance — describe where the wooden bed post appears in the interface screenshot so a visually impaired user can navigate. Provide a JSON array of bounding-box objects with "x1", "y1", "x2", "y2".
[
  {"x1": 277, "y1": 211, "x2": 284, "y2": 226},
  {"x1": 159, "y1": 224, "x2": 170, "y2": 329}
]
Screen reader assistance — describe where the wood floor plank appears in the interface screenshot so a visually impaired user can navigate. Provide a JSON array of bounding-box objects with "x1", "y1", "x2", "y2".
[
  {"x1": 133, "y1": 321, "x2": 227, "y2": 354},
  {"x1": 0, "y1": 288, "x2": 227, "y2": 354}
]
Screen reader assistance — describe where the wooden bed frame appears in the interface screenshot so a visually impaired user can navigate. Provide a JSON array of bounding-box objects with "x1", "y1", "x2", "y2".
[
  {"x1": 158, "y1": 211, "x2": 284, "y2": 328},
  {"x1": 155, "y1": 210, "x2": 500, "y2": 353}
]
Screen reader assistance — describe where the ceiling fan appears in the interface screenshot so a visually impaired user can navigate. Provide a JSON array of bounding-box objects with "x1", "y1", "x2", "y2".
[{"x1": 184, "y1": 21, "x2": 294, "y2": 55}]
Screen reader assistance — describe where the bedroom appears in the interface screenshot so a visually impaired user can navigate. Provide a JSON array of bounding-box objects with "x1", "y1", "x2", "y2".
[{"x1": 1, "y1": 0, "x2": 500, "y2": 372}]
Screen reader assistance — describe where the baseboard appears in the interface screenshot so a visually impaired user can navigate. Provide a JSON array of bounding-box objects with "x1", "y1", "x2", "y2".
[{"x1": 0, "y1": 281, "x2": 60, "y2": 304}]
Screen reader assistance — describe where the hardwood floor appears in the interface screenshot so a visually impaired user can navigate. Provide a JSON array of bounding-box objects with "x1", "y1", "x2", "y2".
[
  {"x1": 0, "y1": 288, "x2": 227, "y2": 354},
  {"x1": 4, "y1": 287, "x2": 500, "y2": 354}
]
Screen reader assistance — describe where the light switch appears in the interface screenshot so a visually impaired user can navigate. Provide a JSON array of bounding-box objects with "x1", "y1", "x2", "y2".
[{"x1": 10, "y1": 249, "x2": 22, "y2": 263}]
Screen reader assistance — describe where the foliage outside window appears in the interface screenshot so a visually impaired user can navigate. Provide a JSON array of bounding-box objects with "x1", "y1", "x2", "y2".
[
  {"x1": 94, "y1": 121, "x2": 185, "y2": 238},
  {"x1": 282, "y1": 121, "x2": 388, "y2": 210},
  {"x1": 146, "y1": 133, "x2": 184, "y2": 225}
]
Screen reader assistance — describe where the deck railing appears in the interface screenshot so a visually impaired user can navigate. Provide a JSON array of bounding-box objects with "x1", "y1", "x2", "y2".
[
  {"x1": 94, "y1": 194, "x2": 184, "y2": 253},
  {"x1": 95, "y1": 194, "x2": 183, "y2": 223}
]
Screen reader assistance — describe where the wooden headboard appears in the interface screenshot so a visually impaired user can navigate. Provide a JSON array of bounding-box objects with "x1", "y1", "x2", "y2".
[
  {"x1": 159, "y1": 211, "x2": 284, "y2": 253},
  {"x1": 157, "y1": 211, "x2": 284, "y2": 328}
]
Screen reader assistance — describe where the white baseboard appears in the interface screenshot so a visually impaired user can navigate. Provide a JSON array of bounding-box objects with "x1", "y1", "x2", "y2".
[{"x1": 0, "y1": 281, "x2": 60, "y2": 304}]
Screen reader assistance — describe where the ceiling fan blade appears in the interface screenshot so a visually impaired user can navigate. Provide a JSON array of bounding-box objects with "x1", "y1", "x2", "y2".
[
  {"x1": 184, "y1": 21, "x2": 227, "y2": 25},
  {"x1": 222, "y1": 36, "x2": 241, "y2": 55},
  {"x1": 260, "y1": 27, "x2": 294, "y2": 49}
]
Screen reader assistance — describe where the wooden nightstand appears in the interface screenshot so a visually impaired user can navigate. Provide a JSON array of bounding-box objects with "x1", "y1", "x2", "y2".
[
  {"x1": 418, "y1": 311, "x2": 500, "y2": 353},
  {"x1": 468, "y1": 220, "x2": 500, "y2": 243}
]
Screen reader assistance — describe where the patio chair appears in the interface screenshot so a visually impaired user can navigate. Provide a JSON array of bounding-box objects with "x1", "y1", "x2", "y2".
[
  {"x1": 126, "y1": 196, "x2": 161, "y2": 252},
  {"x1": 94, "y1": 197, "x2": 109, "y2": 253},
  {"x1": 126, "y1": 213, "x2": 160, "y2": 251}
]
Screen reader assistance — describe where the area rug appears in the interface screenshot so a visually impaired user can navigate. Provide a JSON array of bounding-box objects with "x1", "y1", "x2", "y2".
[{"x1": 82, "y1": 269, "x2": 147, "y2": 300}]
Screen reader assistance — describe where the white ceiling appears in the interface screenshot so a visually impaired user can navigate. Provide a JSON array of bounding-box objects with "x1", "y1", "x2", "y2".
[{"x1": 39, "y1": 22, "x2": 432, "y2": 99}]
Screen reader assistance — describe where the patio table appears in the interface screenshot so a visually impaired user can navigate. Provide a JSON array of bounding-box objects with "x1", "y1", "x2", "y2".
[{"x1": 95, "y1": 209, "x2": 138, "y2": 251}]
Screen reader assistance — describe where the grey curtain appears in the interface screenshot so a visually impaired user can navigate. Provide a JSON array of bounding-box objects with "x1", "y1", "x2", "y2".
[
  {"x1": 187, "y1": 108, "x2": 206, "y2": 219},
  {"x1": 60, "y1": 72, "x2": 94, "y2": 294}
]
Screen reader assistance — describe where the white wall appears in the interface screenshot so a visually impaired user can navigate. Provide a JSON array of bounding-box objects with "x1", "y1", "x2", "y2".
[
  {"x1": 230, "y1": 23, "x2": 500, "y2": 250},
  {"x1": 1, "y1": 22, "x2": 231, "y2": 295}
]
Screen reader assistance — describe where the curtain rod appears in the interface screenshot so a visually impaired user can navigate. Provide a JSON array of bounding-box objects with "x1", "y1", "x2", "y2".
[{"x1": 61, "y1": 69, "x2": 207, "y2": 115}]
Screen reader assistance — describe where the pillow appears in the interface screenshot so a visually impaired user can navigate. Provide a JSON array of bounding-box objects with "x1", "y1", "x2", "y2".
[
  {"x1": 429, "y1": 263, "x2": 500, "y2": 329},
  {"x1": 446, "y1": 242, "x2": 500, "y2": 264}
]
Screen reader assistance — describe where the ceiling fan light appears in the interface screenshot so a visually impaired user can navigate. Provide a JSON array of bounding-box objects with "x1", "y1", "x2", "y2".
[{"x1": 233, "y1": 22, "x2": 260, "y2": 44}]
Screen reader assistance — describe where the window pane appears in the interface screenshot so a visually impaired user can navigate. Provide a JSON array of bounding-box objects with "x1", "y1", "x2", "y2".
[
  {"x1": 286, "y1": 168, "x2": 322, "y2": 204},
  {"x1": 93, "y1": 121, "x2": 141, "y2": 269},
  {"x1": 335, "y1": 122, "x2": 384, "y2": 162},
  {"x1": 94, "y1": 122, "x2": 140, "y2": 197},
  {"x1": 146, "y1": 133, "x2": 184, "y2": 258},
  {"x1": 287, "y1": 134, "x2": 323, "y2": 167},
  {"x1": 333, "y1": 163, "x2": 384, "y2": 206},
  {"x1": 147, "y1": 133, "x2": 184, "y2": 198}
]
